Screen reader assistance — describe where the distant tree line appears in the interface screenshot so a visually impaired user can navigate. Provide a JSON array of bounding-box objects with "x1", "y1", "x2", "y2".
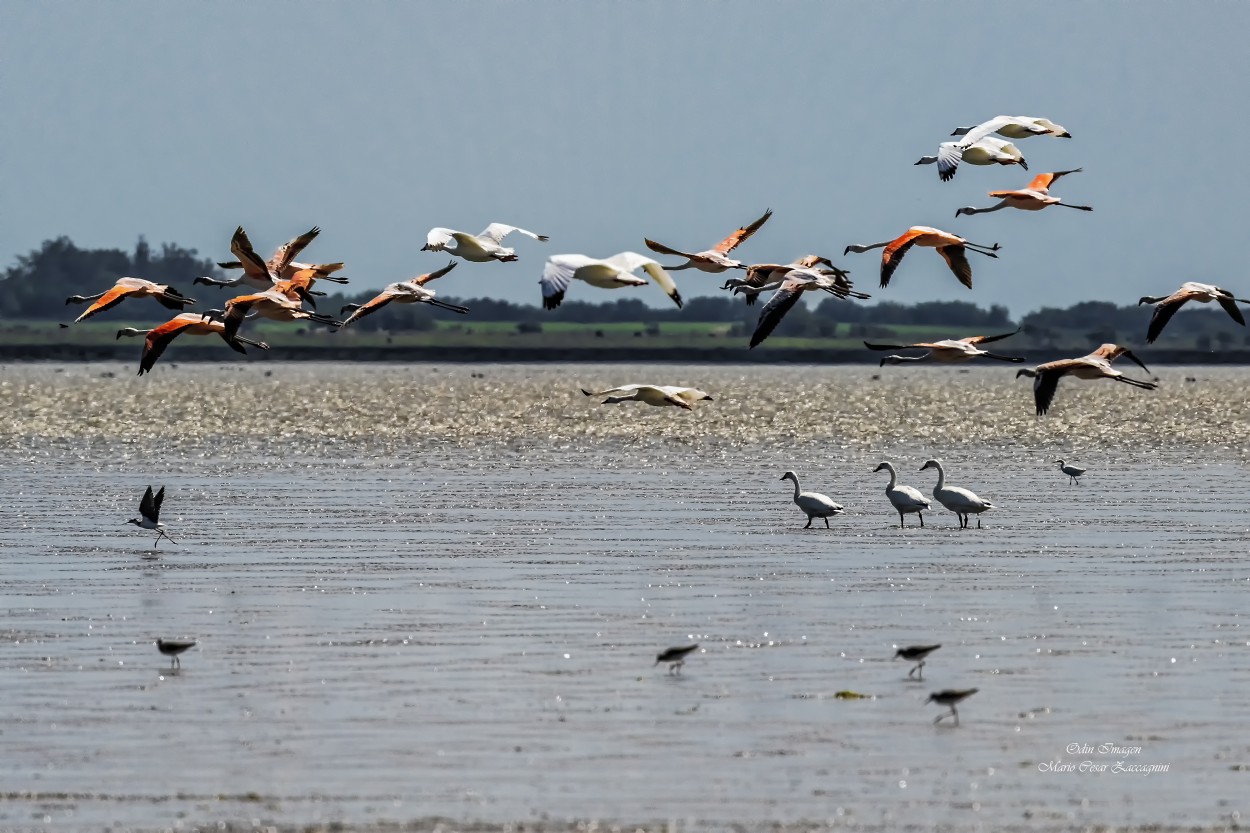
[{"x1": 2, "y1": 235, "x2": 1246, "y2": 347}]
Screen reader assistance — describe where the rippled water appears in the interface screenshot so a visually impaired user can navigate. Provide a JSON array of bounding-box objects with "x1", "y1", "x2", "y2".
[{"x1": 2, "y1": 363, "x2": 1248, "y2": 832}]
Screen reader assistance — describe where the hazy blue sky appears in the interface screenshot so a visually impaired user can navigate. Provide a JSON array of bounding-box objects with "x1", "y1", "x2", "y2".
[{"x1": 3, "y1": 1, "x2": 1247, "y2": 316}]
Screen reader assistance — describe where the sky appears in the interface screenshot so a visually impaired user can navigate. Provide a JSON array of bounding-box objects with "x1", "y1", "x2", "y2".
[{"x1": 3, "y1": 1, "x2": 1247, "y2": 317}]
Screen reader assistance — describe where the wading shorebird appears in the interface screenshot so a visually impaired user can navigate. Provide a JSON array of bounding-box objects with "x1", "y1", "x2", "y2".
[
  {"x1": 156, "y1": 638, "x2": 197, "y2": 669},
  {"x1": 338, "y1": 261, "x2": 467, "y2": 327},
  {"x1": 644, "y1": 208, "x2": 773, "y2": 273},
  {"x1": 872, "y1": 462, "x2": 930, "y2": 528},
  {"x1": 1054, "y1": 459, "x2": 1087, "y2": 485},
  {"x1": 927, "y1": 688, "x2": 978, "y2": 726},
  {"x1": 655, "y1": 644, "x2": 698, "y2": 674},
  {"x1": 1017, "y1": 343, "x2": 1157, "y2": 416},
  {"x1": 117, "y1": 312, "x2": 269, "y2": 375},
  {"x1": 422, "y1": 223, "x2": 548, "y2": 263},
  {"x1": 866, "y1": 330, "x2": 1024, "y2": 366},
  {"x1": 919, "y1": 460, "x2": 994, "y2": 529},
  {"x1": 951, "y1": 115, "x2": 1072, "y2": 147},
  {"x1": 580, "y1": 385, "x2": 713, "y2": 410},
  {"x1": 844, "y1": 227, "x2": 1000, "y2": 290},
  {"x1": 894, "y1": 644, "x2": 941, "y2": 680},
  {"x1": 956, "y1": 169, "x2": 1092, "y2": 217},
  {"x1": 779, "y1": 470, "x2": 844, "y2": 529},
  {"x1": 916, "y1": 136, "x2": 1028, "y2": 182},
  {"x1": 204, "y1": 226, "x2": 348, "y2": 287},
  {"x1": 744, "y1": 269, "x2": 872, "y2": 348},
  {"x1": 540, "y1": 252, "x2": 682, "y2": 309},
  {"x1": 1137, "y1": 282, "x2": 1250, "y2": 344},
  {"x1": 127, "y1": 486, "x2": 176, "y2": 550},
  {"x1": 65, "y1": 277, "x2": 196, "y2": 323}
]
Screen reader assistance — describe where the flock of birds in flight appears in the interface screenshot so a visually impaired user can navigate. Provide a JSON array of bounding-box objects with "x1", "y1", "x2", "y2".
[{"x1": 75, "y1": 113, "x2": 1231, "y2": 724}]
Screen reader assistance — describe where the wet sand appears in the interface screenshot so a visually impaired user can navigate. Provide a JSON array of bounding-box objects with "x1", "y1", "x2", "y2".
[{"x1": 1, "y1": 364, "x2": 1247, "y2": 832}]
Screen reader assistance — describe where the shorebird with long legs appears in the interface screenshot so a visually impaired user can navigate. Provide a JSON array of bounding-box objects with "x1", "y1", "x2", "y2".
[
  {"x1": 1055, "y1": 459, "x2": 1087, "y2": 485},
  {"x1": 1138, "y1": 282, "x2": 1250, "y2": 343},
  {"x1": 127, "y1": 486, "x2": 176, "y2": 550},
  {"x1": 1017, "y1": 344, "x2": 1157, "y2": 416},
  {"x1": 844, "y1": 227, "x2": 1000, "y2": 289},
  {"x1": 894, "y1": 644, "x2": 941, "y2": 680},
  {"x1": 645, "y1": 209, "x2": 772, "y2": 273},
  {"x1": 655, "y1": 644, "x2": 698, "y2": 675},
  {"x1": 338, "y1": 262, "x2": 468, "y2": 327},
  {"x1": 866, "y1": 330, "x2": 1024, "y2": 366},
  {"x1": 956, "y1": 169, "x2": 1092, "y2": 217},
  {"x1": 919, "y1": 459, "x2": 994, "y2": 529},
  {"x1": 203, "y1": 226, "x2": 348, "y2": 287},
  {"x1": 951, "y1": 115, "x2": 1072, "y2": 147},
  {"x1": 540, "y1": 252, "x2": 682, "y2": 309},
  {"x1": 580, "y1": 385, "x2": 712, "y2": 410},
  {"x1": 156, "y1": 638, "x2": 196, "y2": 669},
  {"x1": 65, "y1": 277, "x2": 196, "y2": 323},
  {"x1": 744, "y1": 268, "x2": 871, "y2": 348},
  {"x1": 779, "y1": 470, "x2": 844, "y2": 529},
  {"x1": 928, "y1": 688, "x2": 978, "y2": 726},
  {"x1": 117, "y1": 312, "x2": 269, "y2": 375},
  {"x1": 916, "y1": 136, "x2": 1027, "y2": 182},
  {"x1": 422, "y1": 223, "x2": 548, "y2": 263},
  {"x1": 872, "y1": 462, "x2": 930, "y2": 528}
]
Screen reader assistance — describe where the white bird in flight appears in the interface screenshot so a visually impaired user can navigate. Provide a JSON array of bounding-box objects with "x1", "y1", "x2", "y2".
[
  {"x1": 915, "y1": 136, "x2": 1028, "y2": 182},
  {"x1": 541, "y1": 252, "x2": 682, "y2": 310},
  {"x1": 952, "y1": 115, "x2": 1072, "y2": 149},
  {"x1": 580, "y1": 385, "x2": 713, "y2": 410},
  {"x1": 422, "y1": 223, "x2": 548, "y2": 263}
]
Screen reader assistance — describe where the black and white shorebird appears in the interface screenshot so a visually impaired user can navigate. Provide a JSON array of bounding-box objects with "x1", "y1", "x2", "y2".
[
  {"x1": 655, "y1": 644, "x2": 699, "y2": 675},
  {"x1": 1055, "y1": 459, "x2": 1087, "y2": 485},
  {"x1": 156, "y1": 638, "x2": 197, "y2": 668},
  {"x1": 927, "y1": 688, "x2": 978, "y2": 726},
  {"x1": 127, "y1": 486, "x2": 176, "y2": 549},
  {"x1": 894, "y1": 644, "x2": 941, "y2": 679}
]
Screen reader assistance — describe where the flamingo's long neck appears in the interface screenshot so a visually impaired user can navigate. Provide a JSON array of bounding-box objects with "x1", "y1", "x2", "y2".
[{"x1": 848, "y1": 241, "x2": 889, "y2": 253}]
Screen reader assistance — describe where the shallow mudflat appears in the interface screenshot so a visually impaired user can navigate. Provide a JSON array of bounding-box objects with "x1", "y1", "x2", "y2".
[{"x1": 1, "y1": 363, "x2": 1247, "y2": 833}]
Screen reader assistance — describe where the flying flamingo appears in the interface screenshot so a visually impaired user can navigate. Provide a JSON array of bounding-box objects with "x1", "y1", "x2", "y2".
[
  {"x1": 116, "y1": 312, "x2": 269, "y2": 375},
  {"x1": 644, "y1": 209, "x2": 772, "y2": 273},
  {"x1": 1016, "y1": 343, "x2": 1157, "y2": 416},
  {"x1": 844, "y1": 227, "x2": 1000, "y2": 289},
  {"x1": 865, "y1": 330, "x2": 1024, "y2": 365},
  {"x1": 338, "y1": 261, "x2": 468, "y2": 326},
  {"x1": 956, "y1": 169, "x2": 1092, "y2": 217},
  {"x1": 65, "y1": 277, "x2": 195, "y2": 323},
  {"x1": 1137, "y1": 282, "x2": 1250, "y2": 343}
]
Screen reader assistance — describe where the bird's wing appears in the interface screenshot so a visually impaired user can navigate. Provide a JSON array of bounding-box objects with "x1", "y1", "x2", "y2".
[
  {"x1": 880, "y1": 231, "x2": 922, "y2": 288},
  {"x1": 425, "y1": 228, "x2": 455, "y2": 249},
  {"x1": 954, "y1": 115, "x2": 1019, "y2": 149},
  {"x1": 411, "y1": 260, "x2": 459, "y2": 286},
  {"x1": 153, "y1": 486, "x2": 165, "y2": 518},
  {"x1": 154, "y1": 292, "x2": 192, "y2": 311},
  {"x1": 961, "y1": 329, "x2": 1020, "y2": 345},
  {"x1": 1218, "y1": 296, "x2": 1247, "y2": 327},
  {"x1": 936, "y1": 142, "x2": 962, "y2": 181},
  {"x1": 139, "y1": 486, "x2": 156, "y2": 519},
  {"x1": 711, "y1": 208, "x2": 773, "y2": 255},
  {"x1": 73, "y1": 285, "x2": 134, "y2": 323},
  {"x1": 230, "y1": 227, "x2": 273, "y2": 282},
  {"x1": 341, "y1": 290, "x2": 398, "y2": 326},
  {"x1": 1145, "y1": 297, "x2": 1186, "y2": 343},
  {"x1": 643, "y1": 239, "x2": 697, "y2": 259},
  {"x1": 606, "y1": 252, "x2": 681, "y2": 309},
  {"x1": 138, "y1": 317, "x2": 195, "y2": 375},
  {"x1": 936, "y1": 245, "x2": 973, "y2": 289},
  {"x1": 480, "y1": 223, "x2": 548, "y2": 244},
  {"x1": 749, "y1": 276, "x2": 807, "y2": 349},
  {"x1": 862, "y1": 341, "x2": 914, "y2": 350},
  {"x1": 540, "y1": 255, "x2": 589, "y2": 310},
  {"x1": 222, "y1": 293, "x2": 266, "y2": 341},
  {"x1": 581, "y1": 384, "x2": 643, "y2": 397},
  {"x1": 1032, "y1": 367, "x2": 1066, "y2": 416},
  {"x1": 268, "y1": 227, "x2": 320, "y2": 272},
  {"x1": 987, "y1": 188, "x2": 1030, "y2": 199}
]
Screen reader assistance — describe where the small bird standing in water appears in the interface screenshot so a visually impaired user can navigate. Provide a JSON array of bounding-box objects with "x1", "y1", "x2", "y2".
[
  {"x1": 127, "y1": 486, "x2": 176, "y2": 550},
  {"x1": 927, "y1": 688, "x2": 978, "y2": 726},
  {"x1": 156, "y1": 638, "x2": 197, "y2": 668},
  {"x1": 655, "y1": 644, "x2": 699, "y2": 675},
  {"x1": 1054, "y1": 459, "x2": 1087, "y2": 485},
  {"x1": 894, "y1": 644, "x2": 941, "y2": 679}
]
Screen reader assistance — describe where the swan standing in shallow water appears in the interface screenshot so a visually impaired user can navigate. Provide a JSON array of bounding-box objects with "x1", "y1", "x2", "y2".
[
  {"x1": 1055, "y1": 459, "x2": 1087, "y2": 485},
  {"x1": 919, "y1": 460, "x2": 994, "y2": 529},
  {"x1": 872, "y1": 462, "x2": 930, "y2": 528},
  {"x1": 779, "y1": 471, "x2": 844, "y2": 529}
]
